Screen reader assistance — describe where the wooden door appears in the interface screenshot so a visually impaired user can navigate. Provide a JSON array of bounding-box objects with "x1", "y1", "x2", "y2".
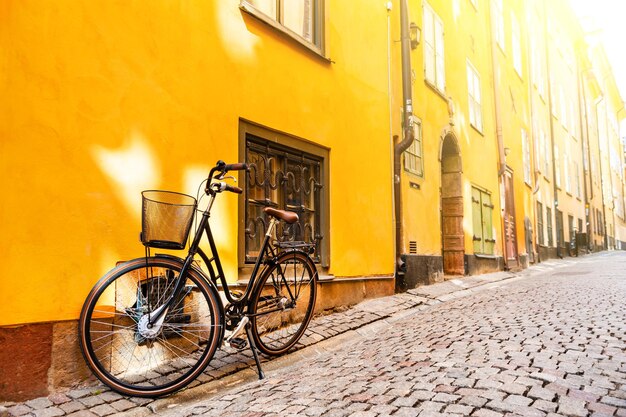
[
  {"x1": 442, "y1": 170, "x2": 464, "y2": 275},
  {"x1": 503, "y1": 169, "x2": 518, "y2": 264}
]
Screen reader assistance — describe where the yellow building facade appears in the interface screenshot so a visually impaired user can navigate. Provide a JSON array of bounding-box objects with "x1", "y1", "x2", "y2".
[
  {"x1": 1, "y1": 0, "x2": 625, "y2": 400},
  {"x1": 1, "y1": 0, "x2": 398, "y2": 399},
  {"x1": 396, "y1": 0, "x2": 624, "y2": 288}
]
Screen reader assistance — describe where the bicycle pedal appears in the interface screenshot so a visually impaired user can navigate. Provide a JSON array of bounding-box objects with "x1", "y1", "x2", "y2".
[{"x1": 229, "y1": 337, "x2": 247, "y2": 350}]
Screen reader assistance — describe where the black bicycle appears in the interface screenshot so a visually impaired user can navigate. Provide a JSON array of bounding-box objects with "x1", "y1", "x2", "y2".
[{"x1": 78, "y1": 160, "x2": 318, "y2": 397}]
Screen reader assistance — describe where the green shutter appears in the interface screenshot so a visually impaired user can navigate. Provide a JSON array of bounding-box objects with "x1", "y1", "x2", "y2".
[{"x1": 472, "y1": 187, "x2": 483, "y2": 253}]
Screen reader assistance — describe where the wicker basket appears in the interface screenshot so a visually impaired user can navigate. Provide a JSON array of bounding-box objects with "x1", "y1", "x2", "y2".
[{"x1": 141, "y1": 190, "x2": 197, "y2": 250}]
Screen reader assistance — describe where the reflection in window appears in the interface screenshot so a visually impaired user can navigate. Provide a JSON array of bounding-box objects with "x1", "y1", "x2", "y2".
[{"x1": 242, "y1": 0, "x2": 322, "y2": 51}]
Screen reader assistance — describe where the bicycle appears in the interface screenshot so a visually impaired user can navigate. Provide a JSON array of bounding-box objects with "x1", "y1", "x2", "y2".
[{"x1": 78, "y1": 160, "x2": 318, "y2": 397}]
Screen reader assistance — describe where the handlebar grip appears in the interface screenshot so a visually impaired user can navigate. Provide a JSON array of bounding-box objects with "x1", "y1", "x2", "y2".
[
  {"x1": 224, "y1": 162, "x2": 248, "y2": 172},
  {"x1": 224, "y1": 184, "x2": 243, "y2": 194}
]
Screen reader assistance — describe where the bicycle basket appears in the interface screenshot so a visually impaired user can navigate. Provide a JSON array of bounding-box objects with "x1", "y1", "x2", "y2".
[{"x1": 141, "y1": 190, "x2": 197, "y2": 250}]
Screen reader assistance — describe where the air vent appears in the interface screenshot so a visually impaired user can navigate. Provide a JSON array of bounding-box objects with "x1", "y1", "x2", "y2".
[{"x1": 409, "y1": 241, "x2": 417, "y2": 254}]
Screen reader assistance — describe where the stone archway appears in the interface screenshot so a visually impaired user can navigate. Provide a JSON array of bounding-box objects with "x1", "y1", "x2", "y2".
[{"x1": 440, "y1": 133, "x2": 464, "y2": 275}]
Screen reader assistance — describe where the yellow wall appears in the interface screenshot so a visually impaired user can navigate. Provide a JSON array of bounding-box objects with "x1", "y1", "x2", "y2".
[
  {"x1": 0, "y1": 0, "x2": 395, "y2": 325},
  {"x1": 493, "y1": 0, "x2": 534, "y2": 261},
  {"x1": 400, "y1": 0, "x2": 502, "y2": 259}
]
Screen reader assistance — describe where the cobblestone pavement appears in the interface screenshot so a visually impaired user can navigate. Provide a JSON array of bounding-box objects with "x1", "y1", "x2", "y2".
[{"x1": 2, "y1": 252, "x2": 625, "y2": 417}]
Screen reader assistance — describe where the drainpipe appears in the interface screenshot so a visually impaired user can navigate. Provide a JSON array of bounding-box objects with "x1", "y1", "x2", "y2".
[
  {"x1": 578, "y1": 62, "x2": 593, "y2": 251},
  {"x1": 596, "y1": 96, "x2": 609, "y2": 250},
  {"x1": 394, "y1": 0, "x2": 415, "y2": 278},
  {"x1": 617, "y1": 105, "x2": 626, "y2": 250}
]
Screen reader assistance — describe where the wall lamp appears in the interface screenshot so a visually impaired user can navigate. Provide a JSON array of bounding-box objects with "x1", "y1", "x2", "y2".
[{"x1": 410, "y1": 22, "x2": 421, "y2": 49}]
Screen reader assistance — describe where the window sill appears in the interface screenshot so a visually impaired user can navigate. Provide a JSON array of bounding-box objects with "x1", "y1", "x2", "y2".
[
  {"x1": 424, "y1": 80, "x2": 447, "y2": 101},
  {"x1": 474, "y1": 253, "x2": 497, "y2": 259},
  {"x1": 239, "y1": 3, "x2": 331, "y2": 63},
  {"x1": 404, "y1": 169, "x2": 425, "y2": 180},
  {"x1": 470, "y1": 123, "x2": 484, "y2": 136}
]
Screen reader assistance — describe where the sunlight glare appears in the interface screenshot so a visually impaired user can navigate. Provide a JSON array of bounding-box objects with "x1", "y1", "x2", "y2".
[{"x1": 92, "y1": 130, "x2": 161, "y2": 218}]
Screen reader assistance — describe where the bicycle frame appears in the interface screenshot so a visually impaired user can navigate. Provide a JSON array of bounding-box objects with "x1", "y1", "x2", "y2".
[{"x1": 147, "y1": 183, "x2": 278, "y2": 329}]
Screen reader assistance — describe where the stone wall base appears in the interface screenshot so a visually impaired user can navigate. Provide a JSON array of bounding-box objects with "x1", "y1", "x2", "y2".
[
  {"x1": 465, "y1": 254, "x2": 503, "y2": 276},
  {"x1": 397, "y1": 255, "x2": 444, "y2": 291},
  {"x1": 0, "y1": 276, "x2": 394, "y2": 402}
]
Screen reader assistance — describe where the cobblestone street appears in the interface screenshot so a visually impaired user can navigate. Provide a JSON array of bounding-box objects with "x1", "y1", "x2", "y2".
[
  {"x1": 2, "y1": 252, "x2": 625, "y2": 417},
  {"x1": 165, "y1": 252, "x2": 626, "y2": 417}
]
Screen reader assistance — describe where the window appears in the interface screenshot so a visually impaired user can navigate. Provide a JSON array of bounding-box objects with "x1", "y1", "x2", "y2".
[
  {"x1": 522, "y1": 129, "x2": 531, "y2": 185},
  {"x1": 467, "y1": 61, "x2": 483, "y2": 131},
  {"x1": 424, "y1": 1, "x2": 445, "y2": 93},
  {"x1": 568, "y1": 214, "x2": 574, "y2": 242},
  {"x1": 546, "y1": 207, "x2": 554, "y2": 246},
  {"x1": 597, "y1": 209, "x2": 603, "y2": 235},
  {"x1": 531, "y1": 30, "x2": 545, "y2": 97},
  {"x1": 564, "y1": 151, "x2": 570, "y2": 194},
  {"x1": 543, "y1": 130, "x2": 550, "y2": 175},
  {"x1": 574, "y1": 161, "x2": 581, "y2": 198},
  {"x1": 554, "y1": 144, "x2": 561, "y2": 188},
  {"x1": 240, "y1": 121, "x2": 329, "y2": 266},
  {"x1": 492, "y1": 0, "x2": 504, "y2": 51},
  {"x1": 241, "y1": 0, "x2": 324, "y2": 54},
  {"x1": 578, "y1": 218, "x2": 583, "y2": 235},
  {"x1": 536, "y1": 202, "x2": 544, "y2": 245},
  {"x1": 404, "y1": 117, "x2": 424, "y2": 177},
  {"x1": 472, "y1": 186, "x2": 495, "y2": 255},
  {"x1": 511, "y1": 12, "x2": 522, "y2": 76}
]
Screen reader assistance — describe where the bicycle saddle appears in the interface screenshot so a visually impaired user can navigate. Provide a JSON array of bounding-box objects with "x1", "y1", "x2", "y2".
[{"x1": 264, "y1": 207, "x2": 299, "y2": 224}]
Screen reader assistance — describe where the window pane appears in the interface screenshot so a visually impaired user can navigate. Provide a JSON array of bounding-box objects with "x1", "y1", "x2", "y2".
[
  {"x1": 245, "y1": 135, "x2": 323, "y2": 263},
  {"x1": 435, "y1": 19, "x2": 445, "y2": 90},
  {"x1": 247, "y1": 0, "x2": 276, "y2": 18},
  {"x1": 283, "y1": 0, "x2": 313, "y2": 42}
]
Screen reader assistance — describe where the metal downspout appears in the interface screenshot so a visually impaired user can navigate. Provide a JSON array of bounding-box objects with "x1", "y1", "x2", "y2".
[
  {"x1": 577, "y1": 54, "x2": 593, "y2": 252},
  {"x1": 595, "y1": 97, "x2": 609, "y2": 250},
  {"x1": 394, "y1": 0, "x2": 416, "y2": 278}
]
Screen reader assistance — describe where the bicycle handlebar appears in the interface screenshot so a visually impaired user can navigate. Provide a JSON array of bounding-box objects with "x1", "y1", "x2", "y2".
[
  {"x1": 224, "y1": 184, "x2": 243, "y2": 194},
  {"x1": 206, "y1": 161, "x2": 247, "y2": 195},
  {"x1": 224, "y1": 162, "x2": 248, "y2": 172}
]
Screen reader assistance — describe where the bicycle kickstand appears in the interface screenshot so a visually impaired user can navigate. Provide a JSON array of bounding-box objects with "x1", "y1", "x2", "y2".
[{"x1": 245, "y1": 323, "x2": 265, "y2": 380}]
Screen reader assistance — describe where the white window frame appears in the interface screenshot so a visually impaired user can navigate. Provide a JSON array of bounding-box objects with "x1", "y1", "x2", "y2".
[
  {"x1": 403, "y1": 117, "x2": 424, "y2": 177},
  {"x1": 492, "y1": 0, "x2": 504, "y2": 52},
  {"x1": 522, "y1": 129, "x2": 531, "y2": 185},
  {"x1": 467, "y1": 60, "x2": 483, "y2": 132},
  {"x1": 240, "y1": 0, "x2": 325, "y2": 56},
  {"x1": 542, "y1": 130, "x2": 550, "y2": 176},
  {"x1": 423, "y1": 1, "x2": 446, "y2": 93},
  {"x1": 564, "y1": 150, "x2": 571, "y2": 193},
  {"x1": 554, "y1": 145, "x2": 561, "y2": 188},
  {"x1": 511, "y1": 11, "x2": 522, "y2": 77},
  {"x1": 574, "y1": 161, "x2": 581, "y2": 199}
]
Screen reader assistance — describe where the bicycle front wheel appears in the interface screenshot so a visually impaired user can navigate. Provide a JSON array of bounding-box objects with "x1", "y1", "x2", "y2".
[
  {"x1": 79, "y1": 256, "x2": 222, "y2": 397},
  {"x1": 249, "y1": 251, "x2": 318, "y2": 356}
]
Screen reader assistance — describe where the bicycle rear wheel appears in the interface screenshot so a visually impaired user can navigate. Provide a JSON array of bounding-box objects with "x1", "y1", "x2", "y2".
[
  {"x1": 249, "y1": 250, "x2": 318, "y2": 356},
  {"x1": 79, "y1": 256, "x2": 222, "y2": 397}
]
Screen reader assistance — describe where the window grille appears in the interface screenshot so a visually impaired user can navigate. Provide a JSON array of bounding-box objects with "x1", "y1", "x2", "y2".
[{"x1": 245, "y1": 135, "x2": 323, "y2": 263}]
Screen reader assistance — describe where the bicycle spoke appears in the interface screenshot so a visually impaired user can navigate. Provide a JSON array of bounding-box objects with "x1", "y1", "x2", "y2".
[{"x1": 80, "y1": 258, "x2": 221, "y2": 396}]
